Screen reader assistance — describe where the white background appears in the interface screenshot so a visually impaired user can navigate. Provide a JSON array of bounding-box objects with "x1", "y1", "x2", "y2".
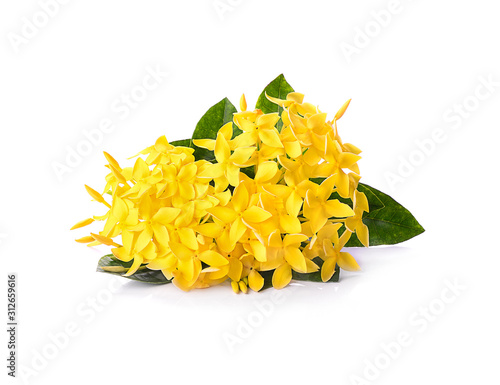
[{"x1": 1, "y1": 1, "x2": 499, "y2": 384}]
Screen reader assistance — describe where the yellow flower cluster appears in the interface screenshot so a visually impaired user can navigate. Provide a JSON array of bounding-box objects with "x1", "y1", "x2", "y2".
[{"x1": 72, "y1": 92, "x2": 369, "y2": 292}]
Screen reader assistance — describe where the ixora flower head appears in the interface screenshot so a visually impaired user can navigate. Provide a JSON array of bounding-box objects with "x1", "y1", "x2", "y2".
[{"x1": 72, "y1": 74, "x2": 424, "y2": 293}]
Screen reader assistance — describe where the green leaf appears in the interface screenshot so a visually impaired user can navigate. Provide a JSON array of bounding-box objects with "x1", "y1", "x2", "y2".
[
  {"x1": 256, "y1": 74, "x2": 294, "y2": 131},
  {"x1": 96, "y1": 255, "x2": 171, "y2": 284},
  {"x1": 292, "y1": 258, "x2": 340, "y2": 283},
  {"x1": 345, "y1": 184, "x2": 425, "y2": 247},
  {"x1": 191, "y1": 97, "x2": 238, "y2": 161},
  {"x1": 259, "y1": 270, "x2": 275, "y2": 291},
  {"x1": 170, "y1": 138, "x2": 193, "y2": 148}
]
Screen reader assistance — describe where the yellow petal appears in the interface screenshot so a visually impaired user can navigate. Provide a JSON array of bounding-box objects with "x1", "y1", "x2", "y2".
[
  {"x1": 196, "y1": 223, "x2": 223, "y2": 238},
  {"x1": 178, "y1": 228, "x2": 199, "y2": 250},
  {"x1": 259, "y1": 129, "x2": 283, "y2": 148},
  {"x1": 242, "y1": 206, "x2": 272, "y2": 223},
  {"x1": 132, "y1": 157, "x2": 149, "y2": 180},
  {"x1": 152, "y1": 207, "x2": 181, "y2": 225},
  {"x1": 267, "y1": 230, "x2": 283, "y2": 248},
  {"x1": 248, "y1": 240, "x2": 267, "y2": 262},
  {"x1": 214, "y1": 133, "x2": 231, "y2": 163},
  {"x1": 228, "y1": 257, "x2": 243, "y2": 281},
  {"x1": 75, "y1": 236, "x2": 95, "y2": 243},
  {"x1": 283, "y1": 234, "x2": 308, "y2": 247},
  {"x1": 334, "y1": 99, "x2": 351, "y2": 120},
  {"x1": 355, "y1": 191, "x2": 369, "y2": 213},
  {"x1": 286, "y1": 191, "x2": 303, "y2": 218},
  {"x1": 154, "y1": 135, "x2": 171, "y2": 153},
  {"x1": 338, "y1": 252, "x2": 360, "y2": 271},
  {"x1": 199, "y1": 163, "x2": 224, "y2": 179},
  {"x1": 307, "y1": 113, "x2": 327, "y2": 129},
  {"x1": 257, "y1": 113, "x2": 280, "y2": 128},
  {"x1": 279, "y1": 215, "x2": 302, "y2": 234},
  {"x1": 198, "y1": 250, "x2": 228, "y2": 266},
  {"x1": 121, "y1": 229, "x2": 136, "y2": 252},
  {"x1": 356, "y1": 223, "x2": 369, "y2": 247},
  {"x1": 317, "y1": 175, "x2": 337, "y2": 201},
  {"x1": 103, "y1": 151, "x2": 121, "y2": 170},
  {"x1": 272, "y1": 264, "x2": 292, "y2": 289},
  {"x1": 207, "y1": 206, "x2": 237, "y2": 224},
  {"x1": 306, "y1": 210, "x2": 327, "y2": 235},
  {"x1": 321, "y1": 257, "x2": 337, "y2": 282},
  {"x1": 338, "y1": 227, "x2": 352, "y2": 249},
  {"x1": 339, "y1": 152, "x2": 361, "y2": 169},
  {"x1": 192, "y1": 139, "x2": 215, "y2": 151},
  {"x1": 248, "y1": 269, "x2": 264, "y2": 292},
  {"x1": 147, "y1": 253, "x2": 177, "y2": 270},
  {"x1": 177, "y1": 258, "x2": 198, "y2": 283},
  {"x1": 284, "y1": 247, "x2": 307, "y2": 273},
  {"x1": 305, "y1": 258, "x2": 320, "y2": 273},
  {"x1": 240, "y1": 94, "x2": 247, "y2": 112},
  {"x1": 283, "y1": 140, "x2": 302, "y2": 159},
  {"x1": 336, "y1": 171, "x2": 351, "y2": 198},
  {"x1": 111, "y1": 197, "x2": 129, "y2": 222},
  {"x1": 111, "y1": 247, "x2": 133, "y2": 262},
  {"x1": 343, "y1": 143, "x2": 362, "y2": 155},
  {"x1": 219, "y1": 122, "x2": 234, "y2": 141},
  {"x1": 286, "y1": 92, "x2": 304, "y2": 103},
  {"x1": 152, "y1": 224, "x2": 170, "y2": 248},
  {"x1": 226, "y1": 164, "x2": 241, "y2": 187},
  {"x1": 325, "y1": 199, "x2": 355, "y2": 218},
  {"x1": 134, "y1": 227, "x2": 153, "y2": 252},
  {"x1": 124, "y1": 255, "x2": 143, "y2": 276},
  {"x1": 178, "y1": 163, "x2": 197, "y2": 181},
  {"x1": 255, "y1": 161, "x2": 278, "y2": 183},
  {"x1": 169, "y1": 241, "x2": 195, "y2": 261},
  {"x1": 70, "y1": 218, "x2": 94, "y2": 230},
  {"x1": 265, "y1": 93, "x2": 294, "y2": 107},
  {"x1": 317, "y1": 223, "x2": 342, "y2": 242},
  {"x1": 232, "y1": 183, "x2": 249, "y2": 213},
  {"x1": 85, "y1": 185, "x2": 111, "y2": 208},
  {"x1": 230, "y1": 147, "x2": 256, "y2": 166},
  {"x1": 109, "y1": 164, "x2": 127, "y2": 184},
  {"x1": 229, "y1": 218, "x2": 247, "y2": 245},
  {"x1": 90, "y1": 233, "x2": 121, "y2": 247}
]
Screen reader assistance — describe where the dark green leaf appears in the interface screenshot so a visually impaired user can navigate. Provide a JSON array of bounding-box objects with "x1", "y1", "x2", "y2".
[
  {"x1": 259, "y1": 270, "x2": 275, "y2": 291},
  {"x1": 255, "y1": 74, "x2": 294, "y2": 131},
  {"x1": 192, "y1": 98, "x2": 238, "y2": 161},
  {"x1": 345, "y1": 184, "x2": 425, "y2": 247},
  {"x1": 96, "y1": 255, "x2": 171, "y2": 284},
  {"x1": 292, "y1": 258, "x2": 340, "y2": 283},
  {"x1": 170, "y1": 139, "x2": 193, "y2": 148}
]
